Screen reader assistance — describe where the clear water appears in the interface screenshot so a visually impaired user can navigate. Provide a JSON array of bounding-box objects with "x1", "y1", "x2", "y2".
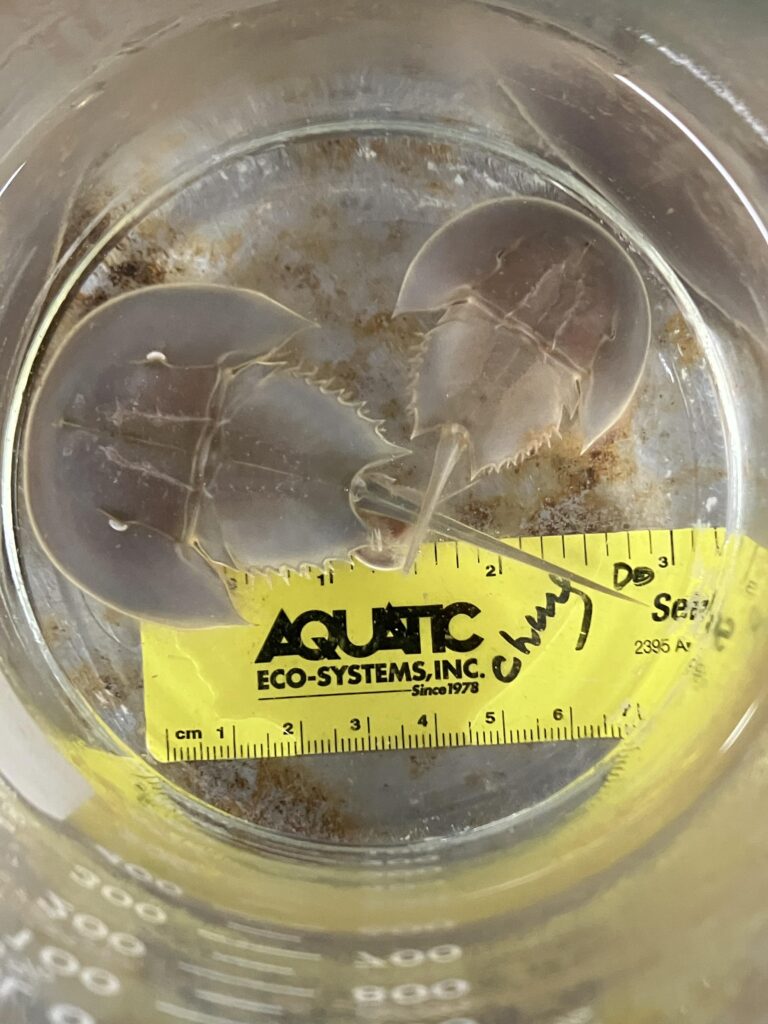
[{"x1": 11, "y1": 125, "x2": 731, "y2": 844}]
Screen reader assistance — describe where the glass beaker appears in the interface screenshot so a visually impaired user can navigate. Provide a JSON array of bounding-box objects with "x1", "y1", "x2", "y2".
[{"x1": 0, "y1": 1, "x2": 766, "y2": 1021}]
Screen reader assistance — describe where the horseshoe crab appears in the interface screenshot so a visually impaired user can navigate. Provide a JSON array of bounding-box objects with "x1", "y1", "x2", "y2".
[
  {"x1": 392, "y1": 197, "x2": 652, "y2": 569},
  {"x1": 24, "y1": 284, "x2": 396, "y2": 625}
]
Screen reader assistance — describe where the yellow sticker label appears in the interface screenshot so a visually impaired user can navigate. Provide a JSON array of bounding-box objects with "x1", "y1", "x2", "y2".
[{"x1": 143, "y1": 527, "x2": 741, "y2": 763}]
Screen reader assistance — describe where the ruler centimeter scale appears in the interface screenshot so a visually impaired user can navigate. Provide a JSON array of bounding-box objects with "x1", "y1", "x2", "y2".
[
  {"x1": 161, "y1": 709, "x2": 629, "y2": 764},
  {"x1": 143, "y1": 526, "x2": 749, "y2": 764}
]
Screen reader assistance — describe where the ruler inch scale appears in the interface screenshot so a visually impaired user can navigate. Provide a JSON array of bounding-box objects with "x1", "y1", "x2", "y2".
[{"x1": 143, "y1": 526, "x2": 748, "y2": 764}]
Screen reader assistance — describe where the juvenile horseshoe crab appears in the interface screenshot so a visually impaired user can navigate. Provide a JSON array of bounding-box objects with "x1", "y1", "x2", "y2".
[
  {"x1": 24, "y1": 284, "x2": 397, "y2": 626},
  {"x1": 390, "y1": 197, "x2": 652, "y2": 569}
]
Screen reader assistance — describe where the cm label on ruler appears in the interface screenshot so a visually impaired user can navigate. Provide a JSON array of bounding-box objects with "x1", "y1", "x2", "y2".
[{"x1": 143, "y1": 527, "x2": 742, "y2": 762}]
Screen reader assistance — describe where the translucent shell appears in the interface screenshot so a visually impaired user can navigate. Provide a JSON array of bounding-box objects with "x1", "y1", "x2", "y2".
[
  {"x1": 396, "y1": 196, "x2": 652, "y2": 464},
  {"x1": 392, "y1": 197, "x2": 651, "y2": 569},
  {"x1": 24, "y1": 284, "x2": 394, "y2": 625}
]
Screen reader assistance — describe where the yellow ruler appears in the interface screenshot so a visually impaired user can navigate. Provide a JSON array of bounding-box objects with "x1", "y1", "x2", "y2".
[{"x1": 143, "y1": 526, "x2": 746, "y2": 763}]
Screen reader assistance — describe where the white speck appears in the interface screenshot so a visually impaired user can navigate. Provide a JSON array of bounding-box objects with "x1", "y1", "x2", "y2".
[
  {"x1": 145, "y1": 350, "x2": 167, "y2": 364},
  {"x1": 426, "y1": 161, "x2": 438, "y2": 172},
  {"x1": 705, "y1": 495, "x2": 718, "y2": 512},
  {"x1": 108, "y1": 518, "x2": 129, "y2": 532},
  {"x1": 666, "y1": 207, "x2": 676, "y2": 215},
  {"x1": 72, "y1": 92, "x2": 97, "y2": 111},
  {"x1": 454, "y1": 173, "x2": 465, "y2": 186}
]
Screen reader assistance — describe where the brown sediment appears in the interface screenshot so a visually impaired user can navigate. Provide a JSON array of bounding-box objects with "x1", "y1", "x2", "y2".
[
  {"x1": 106, "y1": 252, "x2": 170, "y2": 289},
  {"x1": 313, "y1": 135, "x2": 363, "y2": 170},
  {"x1": 458, "y1": 498, "x2": 495, "y2": 532},
  {"x1": 69, "y1": 664, "x2": 130, "y2": 713},
  {"x1": 40, "y1": 616, "x2": 65, "y2": 646},
  {"x1": 353, "y1": 310, "x2": 424, "y2": 355},
  {"x1": 74, "y1": 287, "x2": 112, "y2": 313},
  {"x1": 408, "y1": 749, "x2": 440, "y2": 779},
  {"x1": 451, "y1": 418, "x2": 640, "y2": 540},
  {"x1": 379, "y1": 396, "x2": 407, "y2": 424},
  {"x1": 165, "y1": 757, "x2": 358, "y2": 841},
  {"x1": 58, "y1": 187, "x2": 117, "y2": 259},
  {"x1": 425, "y1": 179, "x2": 452, "y2": 197},
  {"x1": 367, "y1": 137, "x2": 454, "y2": 173},
  {"x1": 74, "y1": 230, "x2": 187, "y2": 313},
  {"x1": 313, "y1": 357, "x2": 364, "y2": 401},
  {"x1": 354, "y1": 310, "x2": 392, "y2": 338},
  {"x1": 520, "y1": 428, "x2": 652, "y2": 537},
  {"x1": 663, "y1": 312, "x2": 702, "y2": 369}
]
